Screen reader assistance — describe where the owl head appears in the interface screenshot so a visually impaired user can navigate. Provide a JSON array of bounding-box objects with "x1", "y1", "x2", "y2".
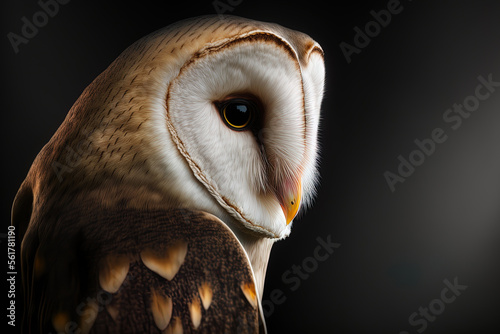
[{"x1": 46, "y1": 15, "x2": 325, "y2": 240}]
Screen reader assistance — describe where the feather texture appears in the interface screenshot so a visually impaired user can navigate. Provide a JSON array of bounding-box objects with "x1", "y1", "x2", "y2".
[
  {"x1": 12, "y1": 14, "x2": 325, "y2": 333},
  {"x1": 18, "y1": 204, "x2": 266, "y2": 333}
]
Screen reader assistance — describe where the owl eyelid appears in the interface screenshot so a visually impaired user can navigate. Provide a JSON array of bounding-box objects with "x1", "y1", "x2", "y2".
[{"x1": 216, "y1": 92, "x2": 261, "y2": 104}]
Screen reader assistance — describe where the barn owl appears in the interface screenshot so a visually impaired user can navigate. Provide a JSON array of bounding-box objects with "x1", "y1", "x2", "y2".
[{"x1": 12, "y1": 15, "x2": 325, "y2": 333}]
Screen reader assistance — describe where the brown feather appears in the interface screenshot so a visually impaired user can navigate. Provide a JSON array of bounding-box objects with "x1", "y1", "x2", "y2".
[{"x1": 12, "y1": 14, "x2": 324, "y2": 334}]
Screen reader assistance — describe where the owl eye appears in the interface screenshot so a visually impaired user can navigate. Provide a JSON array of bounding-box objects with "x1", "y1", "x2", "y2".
[{"x1": 217, "y1": 98, "x2": 256, "y2": 131}]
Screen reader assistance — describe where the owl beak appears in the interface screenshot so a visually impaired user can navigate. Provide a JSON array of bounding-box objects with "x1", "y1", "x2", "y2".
[{"x1": 279, "y1": 180, "x2": 302, "y2": 225}]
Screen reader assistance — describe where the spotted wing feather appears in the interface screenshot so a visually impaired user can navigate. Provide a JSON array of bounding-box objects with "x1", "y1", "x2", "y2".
[{"x1": 15, "y1": 200, "x2": 265, "y2": 333}]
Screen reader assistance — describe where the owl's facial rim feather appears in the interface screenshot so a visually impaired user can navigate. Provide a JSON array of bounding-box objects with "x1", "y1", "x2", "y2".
[{"x1": 165, "y1": 31, "x2": 321, "y2": 239}]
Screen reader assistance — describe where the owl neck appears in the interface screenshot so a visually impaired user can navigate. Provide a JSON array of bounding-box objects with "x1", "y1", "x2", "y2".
[{"x1": 237, "y1": 232, "x2": 275, "y2": 300}]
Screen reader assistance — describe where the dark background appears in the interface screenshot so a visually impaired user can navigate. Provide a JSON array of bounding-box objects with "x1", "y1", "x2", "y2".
[{"x1": 2, "y1": 0, "x2": 500, "y2": 333}]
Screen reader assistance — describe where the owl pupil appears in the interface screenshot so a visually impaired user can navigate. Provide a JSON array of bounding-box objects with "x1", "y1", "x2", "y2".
[
  {"x1": 219, "y1": 98, "x2": 255, "y2": 130},
  {"x1": 226, "y1": 104, "x2": 249, "y2": 126}
]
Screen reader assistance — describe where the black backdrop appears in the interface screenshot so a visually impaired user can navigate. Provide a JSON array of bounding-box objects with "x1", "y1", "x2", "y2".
[{"x1": 2, "y1": 1, "x2": 500, "y2": 333}]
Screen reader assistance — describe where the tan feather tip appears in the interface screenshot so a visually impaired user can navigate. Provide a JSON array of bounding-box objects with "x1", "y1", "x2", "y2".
[
  {"x1": 189, "y1": 297, "x2": 202, "y2": 329},
  {"x1": 52, "y1": 312, "x2": 70, "y2": 333},
  {"x1": 106, "y1": 304, "x2": 119, "y2": 322},
  {"x1": 198, "y1": 282, "x2": 213, "y2": 311},
  {"x1": 80, "y1": 301, "x2": 99, "y2": 334},
  {"x1": 140, "y1": 240, "x2": 188, "y2": 281},
  {"x1": 163, "y1": 316, "x2": 183, "y2": 334},
  {"x1": 240, "y1": 282, "x2": 258, "y2": 309},
  {"x1": 99, "y1": 253, "x2": 130, "y2": 294},
  {"x1": 151, "y1": 288, "x2": 173, "y2": 330}
]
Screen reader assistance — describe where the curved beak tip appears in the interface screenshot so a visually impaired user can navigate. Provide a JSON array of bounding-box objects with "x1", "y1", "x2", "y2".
[{"x1": 280, "y1": 184, "x2": 302, "y2": 226}]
